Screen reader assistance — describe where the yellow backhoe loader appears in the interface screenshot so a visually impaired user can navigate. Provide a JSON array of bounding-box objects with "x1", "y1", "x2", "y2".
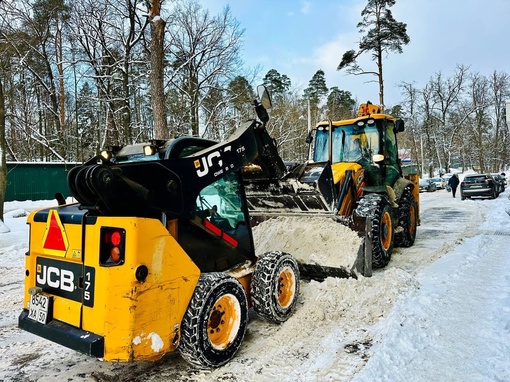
[{"x1": 243, "y1": 102, "x2": 420, "y2": 276}]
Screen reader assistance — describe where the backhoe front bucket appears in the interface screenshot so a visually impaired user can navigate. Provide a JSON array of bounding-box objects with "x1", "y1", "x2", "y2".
[
  {"x1": 243, "y1": 161, "x2": 335, "y2": 217},
  {"x1": 297, "y1": 217, "x2": 373, "y2": 280},
  {"x1": 244, "y1": 161, "x2": 374, "y2": 280}
]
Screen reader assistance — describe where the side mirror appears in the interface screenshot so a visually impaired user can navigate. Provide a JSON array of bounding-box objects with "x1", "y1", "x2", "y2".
[
  {"x1": 255, "y1": 85, "x2": 272, "y2": 124},
  {"x1": 257, "y1": 85, "x2": 273, "y2": 110},
  {"x1": 394, "y1": 119, "x2": 405, "y2": 133}
]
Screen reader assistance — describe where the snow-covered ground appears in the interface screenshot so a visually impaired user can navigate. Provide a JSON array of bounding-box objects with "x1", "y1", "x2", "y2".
[{"x1": 1, "y1": 185, "x2": 509, "y2": 382}]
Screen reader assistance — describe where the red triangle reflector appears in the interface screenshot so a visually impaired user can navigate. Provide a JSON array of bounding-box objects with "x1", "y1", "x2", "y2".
[{"x1": 43, "y1": 212, "x2": 67, "y2": 251}]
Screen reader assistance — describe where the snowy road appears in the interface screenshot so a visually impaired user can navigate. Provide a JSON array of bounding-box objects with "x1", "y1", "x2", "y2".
[
  {"x1": 355, "y1": 195, "x2": 510, "y2": 382},
  {"x1": 1, "y1": 186, "x2": 509, "y2": 381}
]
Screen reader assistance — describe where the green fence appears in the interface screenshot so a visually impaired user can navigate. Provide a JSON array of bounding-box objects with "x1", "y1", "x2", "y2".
[{"x1": 5, "y1": 162, "x2": 80, "y2": 202}]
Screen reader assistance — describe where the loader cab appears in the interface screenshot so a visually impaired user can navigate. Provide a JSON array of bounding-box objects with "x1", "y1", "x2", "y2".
[
  {"x1": 103, "y1": 137, "x2": 256, "y2": 272},
  {"x1": 311, "y1": 115, "x2": 403, "y2": 187},
  {"x1": 312, "y1": 121, "x2": 380, "y2": 165},
  {"x1": 178, "y1": 171, "x2": 256, "y2": 273}
]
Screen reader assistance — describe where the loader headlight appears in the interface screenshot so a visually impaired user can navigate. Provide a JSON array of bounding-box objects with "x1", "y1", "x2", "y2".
[
  {"x1": 372, "y1": 154, "x2": 385, "y2": 163},
  {"x1": 100, "y1": 150, "x2": 112, "y2": 161},
  {"x1": 143, "y1": 145, "x2": 157, "y2": 156}
]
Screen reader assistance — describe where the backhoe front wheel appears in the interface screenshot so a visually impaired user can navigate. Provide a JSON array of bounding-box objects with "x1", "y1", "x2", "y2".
[
  {"x1": 395, "y1": 189, "x2": 417, "y2": 248},
  {"x1": 251, "y1": 251, "x2": 300, "y2": 323},
  {"x1": 179, "y1": 273, "x2": 248, "y2": 368},
  {"x1": 371, "y1": 200, "x2": 394, "y2": 268}
]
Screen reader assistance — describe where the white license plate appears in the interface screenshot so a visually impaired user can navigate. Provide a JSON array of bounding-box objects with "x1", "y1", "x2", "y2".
[{"x1": 28, "y1": 294, "x2": 51, "y2": 324}]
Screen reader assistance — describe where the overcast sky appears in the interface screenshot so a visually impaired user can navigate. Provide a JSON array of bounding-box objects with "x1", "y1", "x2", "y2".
[{"x1": 204, "y1": 0, "x2": 510, "y2": 107}]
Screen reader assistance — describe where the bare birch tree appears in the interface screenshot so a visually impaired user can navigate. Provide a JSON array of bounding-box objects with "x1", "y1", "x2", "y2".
[
  {"x1": 489, "y1": 71, "x2": 510, "y2": 171},
  {"x1": 428, "y1": 65, "x2": 469, "y2": 172},
  {"x1": 69, "y1": 0, "x2": 149, "y2": 148},
  {"x1": 0, "y1": 0, "x2": 70, "y2": 160},
  {"x1": 166, "y1": 1, "x2": 243, "y2": 137},
  {"x1": 0, "y1": 76, "x2": 5, "y2": 222}
]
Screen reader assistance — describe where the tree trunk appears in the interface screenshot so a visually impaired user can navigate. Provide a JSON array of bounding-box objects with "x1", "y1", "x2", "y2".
[
  {"x1": 190, "y1": 71, "x2": 199, "y2": 136},
  {"x1": 123, "y1": 65, "x2": 132, "y2": 142},
  {"x1": 149, "y1": 0, "x2": 168, "y2": 139},
  {"x1": 0, "y1": 78, "x2": 6, "y2": 221},
  {"x1": 42, "y1": 44, "x2": 61, "y2": 135},
  {"x1": 377, "y1": 45, "x2": 384, "y2": 109},
  {"x1": 56, "y1": 27, "x2": 66, "y2": 136}
]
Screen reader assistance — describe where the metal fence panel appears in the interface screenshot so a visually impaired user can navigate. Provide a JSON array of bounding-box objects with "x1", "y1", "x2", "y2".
[{"x1": 6, "y1": 163, "x2": 79, "y2": 202}]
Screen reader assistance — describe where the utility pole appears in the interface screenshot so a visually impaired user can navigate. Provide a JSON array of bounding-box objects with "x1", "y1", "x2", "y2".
[
  {"x1": 420, "y1": 135, "x2": 424, "y2": 176},
  {"x1": 506, "y1": 100, "x2": 510, "y2": 134},
  {"x1": 307, "y1": 99, "x2": 311, "y2": 133}
]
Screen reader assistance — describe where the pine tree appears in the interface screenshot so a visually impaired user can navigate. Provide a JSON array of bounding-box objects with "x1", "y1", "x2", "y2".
[
  {"x1": 304, "y1": 70, "x2": 328, "y2": 122},
  {"x1": 337, "y1": 0, "x2": 409, "y2": 108},
  {"x1": 326, "y1": 87, "x2": 356, "y2": 119},
  {"x1": 262, "y1": 69, "x2": 291, "y2": 103}
]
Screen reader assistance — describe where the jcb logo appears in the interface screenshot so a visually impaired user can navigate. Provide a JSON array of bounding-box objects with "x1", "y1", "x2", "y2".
[
  {"x1": 194, "y1": 145, "x2": 234, "y2": 178},
  {"x1": 35, "y1": 257, "x2": 95, "y2": 306},
  {"x1": 36, "y1": 265, "x2": 75, "y2": 292}
]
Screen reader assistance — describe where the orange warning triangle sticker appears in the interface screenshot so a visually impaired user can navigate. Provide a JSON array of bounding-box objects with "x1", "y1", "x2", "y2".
[{"x1": 42, "y1": 210, "x2": 68, "y2": 256}]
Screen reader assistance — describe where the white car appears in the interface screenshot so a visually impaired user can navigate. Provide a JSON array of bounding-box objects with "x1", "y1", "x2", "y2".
[
  {"x1": 442, "y1": 174, "x2": 453, "y2": 187},
  {"x1": 430, "y1": 177, "x2": 445, "y2": 190}
]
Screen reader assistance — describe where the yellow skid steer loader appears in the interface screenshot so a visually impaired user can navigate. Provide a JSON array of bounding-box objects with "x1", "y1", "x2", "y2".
[{"x1": 19, "y1": 86, "x2": 301, "y2": 368}]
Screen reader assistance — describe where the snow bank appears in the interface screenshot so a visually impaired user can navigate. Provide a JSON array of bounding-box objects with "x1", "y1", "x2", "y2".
[
  {"x1": 0, "y1": 220, "x2": 9, "y2": 233},
  {"x1": 206, "y1": 267, "x2": 420, "y2": 382}
]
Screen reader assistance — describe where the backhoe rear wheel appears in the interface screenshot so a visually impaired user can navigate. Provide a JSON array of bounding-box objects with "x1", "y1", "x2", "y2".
[
  {"x1": 179, "y1": 273, "x2": 248, "y2": 368},
  {"x1": 251, "y1": 251, "x2": 300, "y2": 323},
  {"x1": 371, "y1": 200, "x2": 394, "y2": 268},
  {"x1": 395, "y1": 189, "x2": 417, "y2": 248}
]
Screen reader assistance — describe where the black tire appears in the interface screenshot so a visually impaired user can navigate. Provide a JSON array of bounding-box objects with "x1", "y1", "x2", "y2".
[
  {"x1": 394, "y1": 189, "x2": 418, "y2": 248},
  {"x1": 251, "y1": 251, "x2": 300, "y2": 323},
  {"x1": 179, "y1": 273, "x2": 248, "y2": 368},
  {"x1": 371, "y1": 200, "x2": 394, "y2": 268}
]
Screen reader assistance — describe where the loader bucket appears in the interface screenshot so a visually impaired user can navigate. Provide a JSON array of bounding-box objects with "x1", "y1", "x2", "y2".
[
  {"x1": 297, "y1": 262, "x2": 355, "y2": 281},
  {"x1": 244, "y1": 161, "x2": 375, "y2": 280},
  {"x1": 243, "y1": 161, "x2": 336, "y2": 218}
]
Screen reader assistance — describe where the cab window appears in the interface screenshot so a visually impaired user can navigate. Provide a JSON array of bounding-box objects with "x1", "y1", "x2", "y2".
[{"x1": 195, "y1": 172, "x2": 245, "y2": 234}]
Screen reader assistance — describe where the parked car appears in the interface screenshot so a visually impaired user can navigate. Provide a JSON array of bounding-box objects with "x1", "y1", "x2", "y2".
[
  {"x1": 419, "y1": 178, "x2": 437, "y2": 193},
  {"x1": 460, "y1": 174, "x2": 498, "y2": 200},
  {"x1": 491, "y1": 173, "x2": 506, "y2": 194},
  {"x1": 430, "y1": 177, "x2": 446, "y2": 190},
  {"x1": 442, "y1": 173, "x2": 453, "y2": 186}
]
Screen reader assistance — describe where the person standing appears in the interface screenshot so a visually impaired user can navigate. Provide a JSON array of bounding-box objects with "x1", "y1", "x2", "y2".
[{"x1": 448, "y1": 173, "x2": 460, "y2": 198}]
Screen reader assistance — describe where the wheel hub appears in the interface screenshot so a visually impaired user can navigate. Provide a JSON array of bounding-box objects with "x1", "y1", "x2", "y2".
[
  {"x1": 207, "y1": 294, "x2": 240, "y2": 350},
  {"x1": 277, "y1": 267, "x2": 295, "y2": 309}
]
